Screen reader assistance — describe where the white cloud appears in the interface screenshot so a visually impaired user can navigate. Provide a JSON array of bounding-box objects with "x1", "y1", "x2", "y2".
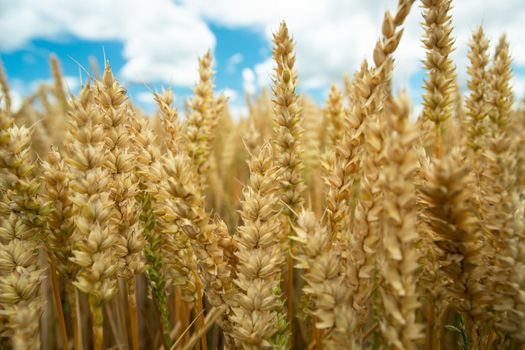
[
  {"x1": 135, "y1": 91, "x2": 156, "y2": 105},
  {"x1": 3, "y1": 76, "x2": 78, "y2": 111},
  {"x1": 229, "y1": 104, "x2": 248, "y2": 120},
  {"x1": 226, "y1": 53, "x2": 243, "y2": 73},
  {"x1": 27, "y1": 75, "x2": 80, "y2": 95},
  {"x1": 63, "y1": 76, "x2": 80, "y2": 92},
  {"x1": 3, "y1": 0, "x2": 525, "y2": 107},
  {"x1": 512, "y1": 74, "x2": 525, "y2": 103},
  {"x1": 182, "y1": 0, "x2": 390, "y2": 88},
  {"x1": 184, "y1": 0, "x2": 525, "y2": 103},
  {"x1": 2, "y1": 89, "x2": 22, "y2": 111},
  {"x1": 11, "y1": 90, "x2": 22, "y2": 111},
  {"x1": 254, "y1": 59, "x2": 273, "y2": 90},
  {"x1": 241, "y1": 60, "x2": 273, "y2": 95},
  {"x1": 221, "y1": 88, "x2": 238, "y2": 102},
  {"x1": 242, "y1": 68, "x2": 256, "y2": 95},
  {"x1": 0, "y1": 0, "x2": 215, "y2": 87}
]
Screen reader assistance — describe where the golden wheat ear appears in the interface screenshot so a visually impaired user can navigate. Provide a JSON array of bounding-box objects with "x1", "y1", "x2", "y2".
[
  {"x1": 184, "y1": 50, "x2": 224, "y2": 191},
  {"x1": 230, "y1": 144, "x2": 285, "y2": 347},
  {"x1": 270, "y1": 22, "x2": 307, "y2": 346},
  {"x1": 465, "y1": 26, "x2": 491, "y2": 155},
  {"x1": 420, "y1": 147, "x2": 494, "y2": 347},
  {"x1": 479, "y1": 34, "x2": 525, "y2": 344},
  {"x1": 292, "y1": 209, "x2": 351, "y2": 348},
  {"x1": 421, "y1": 0, "x2": 457, "y2": 159},
  {"x1": 0, "y1": 125, "x2": 51, "y2": 350},
  {"x1": 379, "y1": 92, "x2": 424, "y2": 349},
  {"x1": 488, "y1": 34, "x2": 513, "y2": 137},
  {"x1": 66, "y1": 83, "x2": 118, "y2": 350}
]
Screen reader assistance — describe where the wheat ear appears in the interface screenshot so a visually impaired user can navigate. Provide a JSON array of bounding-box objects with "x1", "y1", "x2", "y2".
[
  {"x1": 421, "y1": 0, "x2": 456, "y2": 159},
  {"x1": 465, "y1": 26, "x2": 491, "y2": 154},
  {"x1": 67, "y1": 85, "x2": 118, "y2": 350},
  {"x1": 230, "y1": 144, "x2": 284, "y2": 348},
  {"x1": 0, "y1": 124, "x2": 51, "y2": 349},
  {"x1": 379, "y1": 93, "x2": 423, "y2": 349}
]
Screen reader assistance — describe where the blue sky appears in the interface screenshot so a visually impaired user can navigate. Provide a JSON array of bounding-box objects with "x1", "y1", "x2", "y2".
[
  {"x1": 0, "y1": 26, "x2": 270, "y2": 114},
  {"x1": 1, "y1": 0, "x2": 525, "y2": 117}
]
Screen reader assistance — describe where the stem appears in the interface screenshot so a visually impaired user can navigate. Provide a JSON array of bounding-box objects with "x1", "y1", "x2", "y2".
[
  {"x1": 174, "y1": 288, "x2": 184, "y2": 345},
  {"x1": 362, "y1": 323, "x2": 379, "y2": 342},
  {"x1": 469, "y1": 322, "x2": 479, "y2": 349},
  {"x1": 160, "y1": 291, "x2": 172, "y2": 347},
  {"x1": 182, "y1": 297, "x2": 190, "y2": 346},
  {"x1": 194, "y1": 274, "x2": 208, "y2": 350},
  {"x1": 435, "y1": 123, "x2": 442, "y2": 159},
  {"x1": 172, "y1": 308, "x2": 205, "y2": 350},
  {"x1": 89, "y1": 301, "x2": 104, "y2": 350},
  {"x1": 459, "y1": 315, "x2": 469, "y2": 350},
  {"x1": 312, "y1": 316, "x2": 322, "y2": 350},
  {"x1": 286, "y1": 251, "x2": 294, "y2": 346},
  {"x1": 152, "y1": 292, "x2": 170, "y2": 350},
  {"x1": 117, "y1": 279, "x2": 129, "y2": 347},
  {"x1": 425, "y1": 302, "x2": 435, "y2": 350},
  {"x1": 104, "y1": 303, "x2": 121, "y2": 345},
  {"x1": 67, "y1": 286, "x2": 80, "y2": 350},
  {"x1": 174, "y1": 289, "x2": 181, "y2": 338},
  {"x1": 47, "y1": 254, "x2": 69, "y2": 350},
  {"x1": 175, "y1": 307, "x2": 224, "y2": 350},
  {"x1": 74, "y1": 288, "x2": 83, "y2": 350},
  {"x1": 128, "y1": 278, "x2": 140, "y2": 350},
  {"x1": 313, "y1": 178, "x2": 323, "y2": 218}
]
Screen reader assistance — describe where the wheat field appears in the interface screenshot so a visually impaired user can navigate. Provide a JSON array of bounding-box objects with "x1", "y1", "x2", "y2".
[{"x1": 0, "y1": 0, "x2": 524, "y2": 349}]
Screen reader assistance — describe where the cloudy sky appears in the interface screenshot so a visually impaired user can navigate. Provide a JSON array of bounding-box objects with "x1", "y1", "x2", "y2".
[{"x1": 1, "y1": 0, "x2": 525, "y2": 116}]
